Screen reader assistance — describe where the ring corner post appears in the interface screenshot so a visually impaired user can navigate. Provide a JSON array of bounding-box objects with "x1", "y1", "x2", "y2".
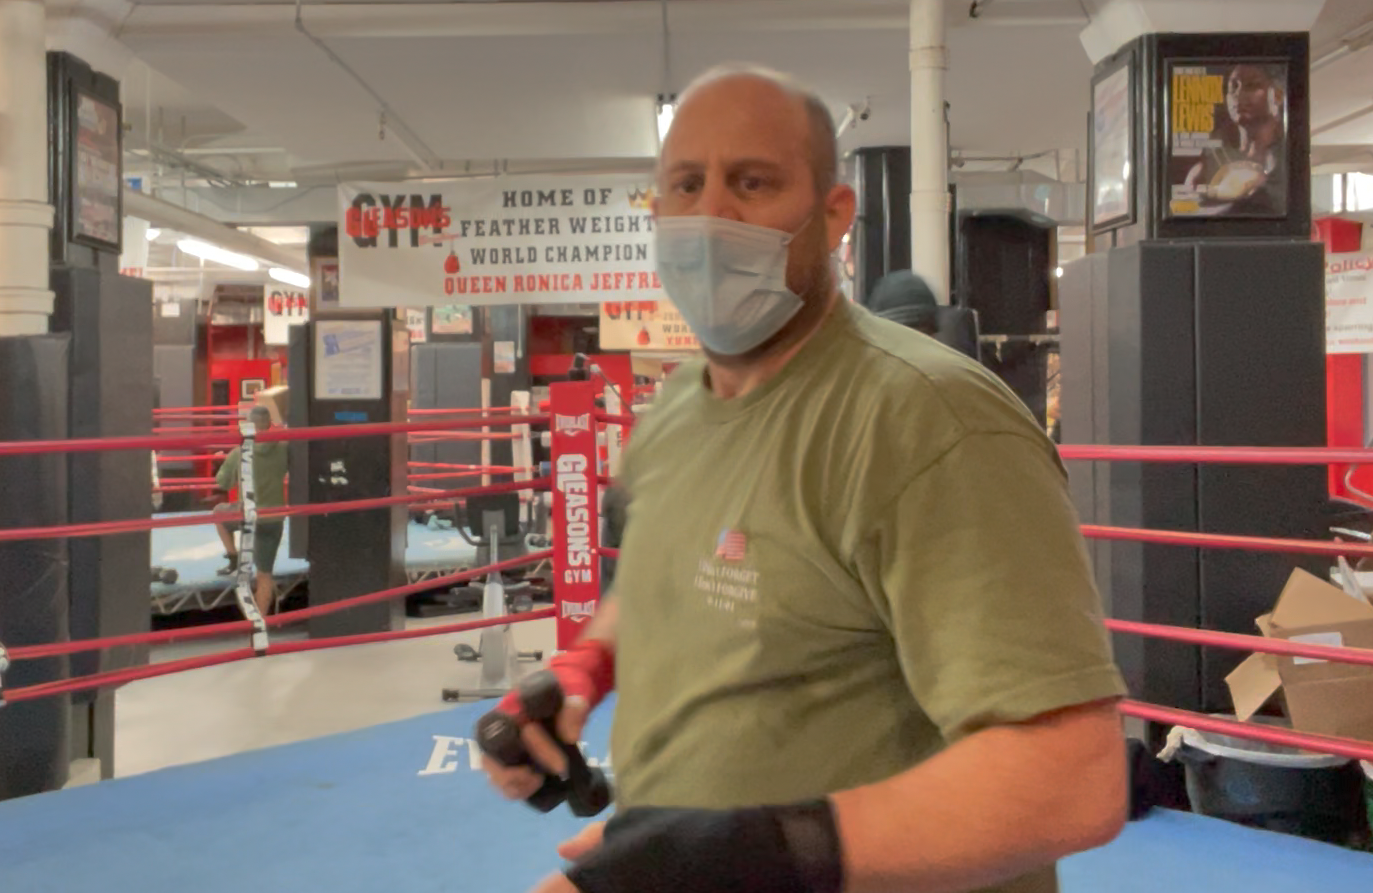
[{"x1": 548, "y1": 379, "x2": 601, "y2": 652}]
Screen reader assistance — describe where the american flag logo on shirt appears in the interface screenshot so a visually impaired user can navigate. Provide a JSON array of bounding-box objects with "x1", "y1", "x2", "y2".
[{"x1": 715, "y1": 528, "x2": 747, "y2": 562}]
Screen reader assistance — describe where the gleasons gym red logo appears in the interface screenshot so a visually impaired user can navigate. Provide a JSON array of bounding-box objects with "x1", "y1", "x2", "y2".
[
  {"x1": 554, "y1": 413, "x2": 591, "y2": 435},
  {"x1": 555, "y1": 453, "x2": 595, "y2": 590},
  {"x1": 345, "y1": 192, "x2": 452, "y2": 248}
]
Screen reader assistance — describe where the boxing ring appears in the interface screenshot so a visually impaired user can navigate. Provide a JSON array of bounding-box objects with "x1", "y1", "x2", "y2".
[
  {"x1": 1, "y1": 698, "x2": 1371, "y2": 893},
  {"x1": 150, "y1": 404, "x2": 534, "y2": 614},
  {"x1": 147, "y1": 517, "x2": 483, "y2": 615},
  {"x1": 3, "y1": 382, "x2": 1373, "y2": 892}
]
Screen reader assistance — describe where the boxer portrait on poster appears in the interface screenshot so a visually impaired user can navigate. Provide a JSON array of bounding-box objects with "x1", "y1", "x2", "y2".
[{"x1": 1167, "y1": 61, "x2": 1288, "y2": 218}]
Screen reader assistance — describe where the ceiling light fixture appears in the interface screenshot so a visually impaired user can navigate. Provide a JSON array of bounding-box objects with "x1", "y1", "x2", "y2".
[
  {"x1": 177, "y1": 238, "x2": 260, "y2": 272},
  {"x1": 146, "y1": 228, "x2": 162, "y2": 241},
  {"x1": 656, "y1": 94, "x2": 676, "y2": 144},
  {"x1": 269, "y1": 267, "x2": 311, "y2": 289}
]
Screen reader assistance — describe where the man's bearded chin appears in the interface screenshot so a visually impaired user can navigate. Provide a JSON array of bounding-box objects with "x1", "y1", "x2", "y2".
[{"x1": 786, "y1": 215, "x2": 837, "y2": 308}]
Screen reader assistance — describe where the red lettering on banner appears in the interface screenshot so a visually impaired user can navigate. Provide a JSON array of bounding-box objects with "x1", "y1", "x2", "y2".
[
  {"x1": 444, "y1": 276, "x2": 509, "y2": 295},
  {"x1": 603, "y1": 301, "x2": 657, "y2": 321},
  {"x1": 591, "y1": 272, "x2": 661, "y2": 291},
  {"x1": 345, "y1": 207, "x2": 381, "y2": 239},
  {"x1": 346, "y1": 200, "x2": 451, "y2": 239},
  {"x1": 507, "y1": 274, "x2": 589, "y2": 294}
]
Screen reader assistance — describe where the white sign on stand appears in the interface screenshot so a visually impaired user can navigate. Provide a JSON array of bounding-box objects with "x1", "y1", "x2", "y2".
[
  {"x1": 315, "y1": 320, "x2": 384, "y2": 401},
  {"x1": 1326, "y1": 253, "x2": 1373, "y2": 355}
]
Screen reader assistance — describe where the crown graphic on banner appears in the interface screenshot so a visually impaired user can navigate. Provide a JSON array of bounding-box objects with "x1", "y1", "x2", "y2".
[{"x1": 627, "y1": 186, "x2": 654, "y2": 210}]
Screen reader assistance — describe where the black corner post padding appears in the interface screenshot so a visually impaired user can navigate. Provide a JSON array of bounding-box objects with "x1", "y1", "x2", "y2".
[{"x1": 0, "y1": 335, "x2": 72, "y2": 801}]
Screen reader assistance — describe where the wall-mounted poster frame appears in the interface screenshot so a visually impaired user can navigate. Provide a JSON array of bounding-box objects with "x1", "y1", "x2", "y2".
[
  {"x1": 69, "y1": 86, "x2": 123, "y2": 252},
  {"x1": 1089, "y1": 48, "x2": 1136, "y2": 233},
  {"x1": 313, "y1": 257, "x2": 341, "y2": 313},
  {"x1": 1162, "y1": 57, "x2": 1290, "y2": 221}
]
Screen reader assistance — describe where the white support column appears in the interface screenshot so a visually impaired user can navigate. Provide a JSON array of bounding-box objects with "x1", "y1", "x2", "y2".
[
  {"x1": 0, "y1": 0, "x2": 55, "y2": 334},
  {"x1": 909, "y1": 0, "x2": 950, "y2": 304}
]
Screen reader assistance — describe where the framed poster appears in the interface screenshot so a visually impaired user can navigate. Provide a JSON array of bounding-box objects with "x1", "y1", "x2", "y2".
[
  {"x1": 70, "y1": 88, "x2": 123, "y2": 250},
  {"x1": 1164, "y1": 59, "x2": 1289, "y2": 219},
  {"x1": 1090, "y1": 53, "x2": 1135, "y2": 231},
  {"x1": 314, "y1": 320, "x2": 384, "y2": 401},
  {"x1": 314, "y1": 259, "x2": 341, "y2": 312},
  {"x1": 432, "y1": 304, "x2": 474, "y2": 334}
]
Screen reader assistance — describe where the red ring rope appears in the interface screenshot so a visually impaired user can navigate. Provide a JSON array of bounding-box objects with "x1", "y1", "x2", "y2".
[
  {"x1": 0, "y1": 477, "x2": 550, "y2": 543},
  {"x1": 5, "y1": 609, "x2": 554, "y2": 703},
  {"x1": 409, "y1": 462, "x2": 526, "y2": 472},
  {"x1": 408, "y1": 471, "x2": 504, "y2": 482},
  {"x1": 1105, "y1": 618, "x2": 1373, "y2": 667},
  {"x1": 1059, "y1": 444, "x2": 1373, "y2": 465},
  {"x1": 1121, "y1": 701, "x2": 1373, "y2": 763},
  {"x1": 1080, "y1": 524, "x2": 1373, "y2": 558},
  {"x1": 0, "y1": 413, "x2": 548, "y2": 457},
  {"x1": 7, "y1": 550, "x2": 552, "y2": 662},
  {"x1": 407, "y1": 407, "x2": 517, "y2": 416}
]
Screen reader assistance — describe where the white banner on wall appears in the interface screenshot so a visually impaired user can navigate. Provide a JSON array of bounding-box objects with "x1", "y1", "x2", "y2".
[
  {"x1": 599, "y1": 300, "x2": 700, "y2": 352},
  {"x1": 1326, "y1": 253, "x2": 1373, "y2": 355},
  {"x1": 120, "y1": 216, "x2": 149, "y2": 278},
  {"x1": 337, "y1": 174, "x2": 664, "y2": 308},
  {"x1": 264, "y1": 286, "x2": 309, "y2": 346}
]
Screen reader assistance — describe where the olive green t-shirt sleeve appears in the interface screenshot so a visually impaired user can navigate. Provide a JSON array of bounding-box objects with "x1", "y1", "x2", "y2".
[
  {"x1": 215, "y1": 447, "x2": 241, "y2": 492},
  {"x1": 856, "y1": 431, "x2": 1127, "y2": 743}
]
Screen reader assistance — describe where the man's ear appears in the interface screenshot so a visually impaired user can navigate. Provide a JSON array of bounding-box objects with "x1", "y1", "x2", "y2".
[
  {"x1": 650, "y1": 194, "x2": 660, "y2": 221},
  {"x1": 824, "y1": 184, "x2": 857, "y2": 252}
]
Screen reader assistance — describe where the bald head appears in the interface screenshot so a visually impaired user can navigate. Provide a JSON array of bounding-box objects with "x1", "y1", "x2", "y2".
[
  {"x1": 665, "y1": 63, "x2": 839, "y2": 198},
  {"x1": 652, "y1": 63, "x2": 858, "y2": 362},
  {"x1": 248, "y1": 405, "x2": 272, "y2": 432}
]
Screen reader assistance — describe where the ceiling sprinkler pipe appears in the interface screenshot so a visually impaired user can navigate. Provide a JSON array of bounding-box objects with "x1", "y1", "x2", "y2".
[{"x1": 293, "y1": 0, "x2": 441, "y2": 173}]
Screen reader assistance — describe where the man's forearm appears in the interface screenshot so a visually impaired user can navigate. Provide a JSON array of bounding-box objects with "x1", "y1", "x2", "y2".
[
  {"x1": 583, "y1": 592, "x2": 619, "y2": 650},
  {"x1": 829, "y1": 700, "x2": 1127, "y2": 893}
]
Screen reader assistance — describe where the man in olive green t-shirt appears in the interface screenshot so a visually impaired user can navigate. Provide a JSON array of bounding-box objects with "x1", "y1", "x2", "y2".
[
  {"x1": 211, "y1": 405, "x2": 288, "y2": 616},
  {"x1": 485, "y1": 64, "x2": 1128, "y2": 893}
]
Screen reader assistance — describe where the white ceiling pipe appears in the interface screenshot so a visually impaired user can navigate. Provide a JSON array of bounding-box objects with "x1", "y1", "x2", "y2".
[
  {"x1": 119, "y1": 1, "x2": 906, "y2": 40},
  {"x1": 123, "y1": 188, "x2": 306, "y2": 272}
]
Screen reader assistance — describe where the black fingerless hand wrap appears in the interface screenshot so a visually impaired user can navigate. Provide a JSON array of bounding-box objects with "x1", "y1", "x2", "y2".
[{"x1": 564, "y1": 799, "x2": 845, "y2": 893}]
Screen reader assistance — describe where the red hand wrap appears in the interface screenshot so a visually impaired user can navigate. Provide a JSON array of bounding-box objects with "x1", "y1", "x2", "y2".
[{"x1": 498, "y1": 636, "x2": 616, "y2": 718}]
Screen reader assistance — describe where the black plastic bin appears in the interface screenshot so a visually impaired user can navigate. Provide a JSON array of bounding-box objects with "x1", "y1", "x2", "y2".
[{"x1": 1165, "y1": 718, "x2": 1371, "y2": 848}]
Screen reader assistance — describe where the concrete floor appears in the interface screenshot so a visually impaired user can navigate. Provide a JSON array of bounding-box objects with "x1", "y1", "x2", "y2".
[{"x1": 112, "y1": 611, "x2": 557, "y2": 779}]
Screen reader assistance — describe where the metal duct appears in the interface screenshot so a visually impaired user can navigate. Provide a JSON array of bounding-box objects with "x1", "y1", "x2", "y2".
[
  {"x1": 951, "y1": 171, "x2": 1087, "y2": 225},
  {"x1": 123, "y1": 188, "x2": 307, "y2": 271}
]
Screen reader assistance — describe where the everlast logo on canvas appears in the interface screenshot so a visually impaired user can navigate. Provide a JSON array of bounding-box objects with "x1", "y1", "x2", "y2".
[{"x1": 345, "y1": 193, "x2": 453, "y2": 249}]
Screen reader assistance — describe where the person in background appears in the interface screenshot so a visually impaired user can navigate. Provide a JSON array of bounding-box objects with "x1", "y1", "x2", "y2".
[
  {"x1": 210, "y1": 405, "x2": 288, "y2": 617},
  {"x1": 866, "y1": 269, "x2": 940, "y2": 338}
]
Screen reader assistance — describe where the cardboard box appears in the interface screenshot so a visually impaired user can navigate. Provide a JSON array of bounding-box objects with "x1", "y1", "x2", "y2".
[
  {"x1": 1226, "y1": 567, "x2": 1373, "y2": 745},
  {"x1": 254, "y1": 385, "x2": 290, "y2": 427}
]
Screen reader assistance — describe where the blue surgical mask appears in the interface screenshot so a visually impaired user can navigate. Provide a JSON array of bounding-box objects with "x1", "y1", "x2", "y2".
[{"x1": 654, "y1": 216, "x2": 804, "y2": 356}]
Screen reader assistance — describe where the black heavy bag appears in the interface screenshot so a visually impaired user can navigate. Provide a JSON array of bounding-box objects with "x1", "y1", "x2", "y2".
[{"x1": 0, "y1": 336, "x2": 72, "y2": 800}]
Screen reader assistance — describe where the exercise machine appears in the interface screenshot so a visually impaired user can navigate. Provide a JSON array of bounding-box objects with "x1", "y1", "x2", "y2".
[{"x1": 441, "y1": 494, "x2": 543, "y2": 701}]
